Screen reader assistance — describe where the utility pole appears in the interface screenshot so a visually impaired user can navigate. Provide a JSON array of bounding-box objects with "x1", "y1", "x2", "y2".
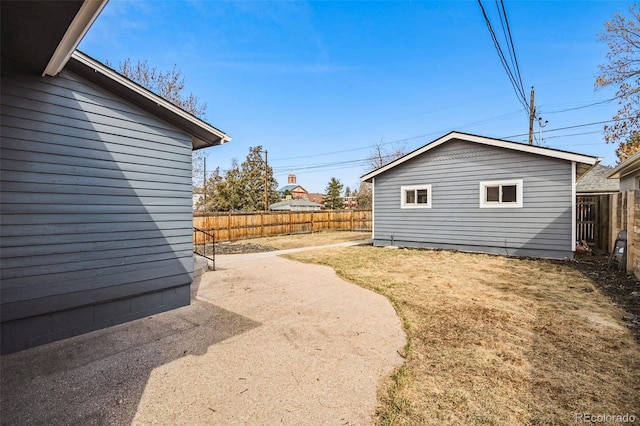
[
  {"x1": 263, "y1": 150, "x2": 269, "y2": 211},
  {"x1": 257, "y1": 149, "x2": 269, "y2": 211},
  {"x1": 203, "y1": 157, "x2": 207, "y2": 209},
  {"x1": 528, "y1": 87, "x2": 535, "y2": 145}
]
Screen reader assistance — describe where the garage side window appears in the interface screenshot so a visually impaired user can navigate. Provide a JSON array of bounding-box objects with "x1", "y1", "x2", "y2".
[
  {"x1": 479, "y1": 179, "x2": 523, "y2": 208},
  {"x1": 401, "y1": 185, "x2": 432, "y2": 209}
]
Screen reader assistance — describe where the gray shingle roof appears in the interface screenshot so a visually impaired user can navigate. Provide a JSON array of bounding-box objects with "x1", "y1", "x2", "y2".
[
  {"x1": 576, "y1": 164, "x2": 619, "y2": 193},
  {"x1": 269, "y1": 199, "x2": 323, "y2": 211}
]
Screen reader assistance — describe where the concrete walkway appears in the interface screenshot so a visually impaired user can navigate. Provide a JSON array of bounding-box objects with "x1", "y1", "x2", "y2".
[{"x1": 1, "y1": 242, "x2": 406, "y2": 425}]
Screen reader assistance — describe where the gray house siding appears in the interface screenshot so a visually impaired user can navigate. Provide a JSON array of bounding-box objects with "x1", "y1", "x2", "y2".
[
  {"x1": 619, "y1": 172, "x2": 640, "y2": 192},
  {"x1": 1, "y1": 69, "x2": 194, "y2": 353},
  {"x1": 372, "y1": 139, "x2": 574, "y2": 259}
]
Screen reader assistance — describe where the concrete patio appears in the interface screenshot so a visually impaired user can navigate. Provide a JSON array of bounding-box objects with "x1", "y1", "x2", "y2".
[{"x1": 1, "y1": 244, "x2": 406, "y2": 425}]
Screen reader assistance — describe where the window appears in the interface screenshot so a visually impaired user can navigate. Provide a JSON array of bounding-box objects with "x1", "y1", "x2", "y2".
[
  {"x1": 479, "y1": 179, "x2": 523, "y2": 208},
  {"x1": 401, "y1": 185, "x2": 432, "y2": 208}
]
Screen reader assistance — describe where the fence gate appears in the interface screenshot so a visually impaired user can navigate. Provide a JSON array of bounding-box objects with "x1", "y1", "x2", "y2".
[{"x1": 576, "y1": 195, "x2": 611, "y2": 252}]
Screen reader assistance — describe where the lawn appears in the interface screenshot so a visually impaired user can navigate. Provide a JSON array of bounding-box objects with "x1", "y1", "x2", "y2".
[{"x1": 285, "y1": 245, "x2": 640, "y2": 425}]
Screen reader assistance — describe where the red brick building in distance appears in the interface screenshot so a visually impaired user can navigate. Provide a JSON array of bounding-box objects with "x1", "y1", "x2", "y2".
[{"x1": 279, "y1": 173, "x2": 309, "y2": 199}]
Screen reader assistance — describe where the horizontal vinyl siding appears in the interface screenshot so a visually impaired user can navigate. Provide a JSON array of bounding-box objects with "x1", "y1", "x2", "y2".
[
  {"x1": 373, "y1": 139, "x2": 573, "y2": 257},
  {"x1": 620, "y1": 172, "x2": 640, "y2": 192},
  {"x1": 0, "y1": 70, "x2": 194, "y2": 323}
]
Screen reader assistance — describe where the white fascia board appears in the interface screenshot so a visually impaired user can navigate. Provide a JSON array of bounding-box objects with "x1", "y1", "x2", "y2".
[
  {"x1": 43, "y1": 0, "x2": 108, "y2": 77},
  {"x1": 606, "y1": 151, "x2": 640, "y2": 179},
  {"x1": 361, "y1": 131, "x2": 600, "y2": 182},
  {"x1": 71, "y1": 51, "x2": 231, "y2": 145}
]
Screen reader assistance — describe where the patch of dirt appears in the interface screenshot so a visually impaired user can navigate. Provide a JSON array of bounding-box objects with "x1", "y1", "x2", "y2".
[
  {"x1": 568, "y1": 252, "x2": 640, "y2": 342},
  {"x1": 213, "y1": 242, "x2": 279, "y2": 255}
]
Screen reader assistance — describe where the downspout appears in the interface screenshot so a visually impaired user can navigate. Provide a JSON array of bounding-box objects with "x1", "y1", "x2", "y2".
[
  {"x1": 371, "y1": 177, "x2": 375, "y2": 242},
  {"x1": 571, "y1": 161, "x2": 577, "y2": 253}
]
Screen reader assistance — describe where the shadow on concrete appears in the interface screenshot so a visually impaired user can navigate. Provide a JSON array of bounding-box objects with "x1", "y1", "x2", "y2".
[{"x1": 0, "y1": 299, "x2": 260, "y2": 425}]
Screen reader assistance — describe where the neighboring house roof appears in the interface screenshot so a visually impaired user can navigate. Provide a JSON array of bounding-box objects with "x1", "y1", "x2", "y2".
[
  {"x1": 607, "y1": 151, "x2": 640, "y2": 179},
  {"x1": 361, "y1": 131, "x2": 601, "y2": 182},
  {"x1": 269, "y1": 199, "x2": 323, "y2": 211},
  {"x1": 1, "y1": 0, "x2": 231, "y2": 151},
  {"x1": 577, "y1": 164, "x2": 619, "y2": 193},
  {"x1": 279, "y1": 184, "x2": 308, "y2": 193},
  {"x1": 307, "y1": 193, "x2": 325, "y2": 203}
]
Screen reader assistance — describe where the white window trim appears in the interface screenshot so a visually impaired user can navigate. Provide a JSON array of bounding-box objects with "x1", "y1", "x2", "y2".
[
  {"x1": 479, "y1": 179, "x2": 523, "y2": 208},
  {"x1": 400, "y1": 184, "x2": 432, "y2": 209}
]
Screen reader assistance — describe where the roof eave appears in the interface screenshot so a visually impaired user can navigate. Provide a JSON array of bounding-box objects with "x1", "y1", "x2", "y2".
[
  {"x1": 606, "y1": 151, "x2": 640, "y2": 179},
  {"x1": 43, "y1": 0, "x2": 108, "y2": 77},
  {"x1": 69, "y1": 51, "x2": 231, "y2": 150},
  {"x1": 361, "y1": 131, "x2": 601, "y2": 182}
]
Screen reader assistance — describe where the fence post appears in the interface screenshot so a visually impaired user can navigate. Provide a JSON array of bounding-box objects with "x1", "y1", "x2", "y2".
[{"x1": 627, "y1": 191, "x2": 635, "y2": 273}]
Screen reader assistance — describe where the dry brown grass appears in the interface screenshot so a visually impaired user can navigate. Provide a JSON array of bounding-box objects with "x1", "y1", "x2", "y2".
[
  {"x1": 236, "y1": 231, "x2": 371, "y2": 250},
  {"x1": 285, "y1": 246, "x2": 640, "y2": 425}
]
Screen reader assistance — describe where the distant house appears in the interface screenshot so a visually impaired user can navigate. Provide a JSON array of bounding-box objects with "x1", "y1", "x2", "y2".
[
  {"x1": 279, "y1": 173, "x2": 309, "y2": 199},
  {"x1": 343, "y1": 195, "x2": 359, "y2": 210},
  {"x1": 606, "y1": 152, "x2": 640, "y2": 191},
  {"x1": 307, "y1": 193, "x2": 325, "y2": 205},
  {"x1": 1, "y1": 1, "x2": 231, "y2": 354},
  {"x1": 361, "y1": 131, "x2": 599, "y2": 259},
  {"x1": 577, "y1": 164, "x2": 619, "y2": 195},
  {"x1": 269, "y1": 199, "x2": 323, "y2": 211}
]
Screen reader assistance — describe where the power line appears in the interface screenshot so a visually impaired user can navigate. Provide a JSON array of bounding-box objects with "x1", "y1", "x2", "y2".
[
  {"x1": 545, "y1": 97, "x2": 618, "y2": 114},
  {"x1": 270, "y1": 110, "x2": 524, "y2": 164},
  {"x1": 477, "y1": 0, "x2": 528, "y2": 113},
  {"x1": 544, "y1": 130, "x2": 603, "y2": 140},
  {"x1": 271, "y1": 122, "x2": 616, "y2": 176},
  {"x1": 501, "y1": 117, "x2": 629, "y2": 139},
  {"x1": 496, "y1": 0, "x2": 525, "y2": 102},
  {"x1": 272, "y1": 158, "x2": 368, "y2": 172},
  {"x1": 271, "y1": 117, "x2": 622, "y2": 173}
]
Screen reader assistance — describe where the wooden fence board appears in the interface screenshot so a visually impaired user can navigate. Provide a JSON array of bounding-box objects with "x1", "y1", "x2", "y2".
[{"x1": 193, "y1": 210, "x2": 372, "y2": 243}]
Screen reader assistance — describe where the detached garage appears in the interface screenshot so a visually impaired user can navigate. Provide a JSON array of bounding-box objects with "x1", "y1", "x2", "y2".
[
  {"x1": 361, "y1": 131, "x2": 599, "y2": 259},
  {"x1": 1, "y1": 1, "x2": 230, "y2": 353}
]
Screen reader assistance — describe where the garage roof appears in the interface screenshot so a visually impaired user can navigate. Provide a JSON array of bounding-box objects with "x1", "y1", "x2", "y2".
[{"x1": 362, "y1": 131, "x2": 600, "y2": 182}]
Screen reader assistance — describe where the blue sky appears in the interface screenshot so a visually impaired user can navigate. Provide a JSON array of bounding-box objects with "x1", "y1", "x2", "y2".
[{"x1": 79, "y1": 0, "x2": 628, "y2": 193}]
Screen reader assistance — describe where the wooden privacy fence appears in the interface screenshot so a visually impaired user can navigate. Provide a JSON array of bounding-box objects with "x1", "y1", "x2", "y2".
[
  {"x1": 610, "y1": 190, "x2": 640, "y2": 278},
  {"x1": 576, "y1": 195, "x2": 611, "y2": 252},
  {"x1": 193, "y1": 210, "x2": 372, "y2": 243}
]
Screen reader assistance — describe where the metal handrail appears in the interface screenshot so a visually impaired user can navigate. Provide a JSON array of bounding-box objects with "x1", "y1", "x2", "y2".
[{"x1": 193, "y1": 227, "x2": 215, "y2": 270}]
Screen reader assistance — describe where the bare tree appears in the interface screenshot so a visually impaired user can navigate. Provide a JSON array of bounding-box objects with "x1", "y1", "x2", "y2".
[
  {"x1": 365, "y1": 139, "x2": 408, "y2": 171},
  {"x1": 357, "y1": 139, "x2": 408, "y2": 209},
  {"x1": 596, "y1": 4, "x2": 640, "y2": 160},
  {"x1": 106, "y1": 58, "x2": 210, "y2": 186},
  {"x1": 106, "y1": 58, "x2": 207, "y2": 117}
]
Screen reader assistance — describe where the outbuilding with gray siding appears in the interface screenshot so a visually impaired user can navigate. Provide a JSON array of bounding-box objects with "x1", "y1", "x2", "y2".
[{"x1": 361, "y1": 132, "x2": 599, "y2": 259}]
